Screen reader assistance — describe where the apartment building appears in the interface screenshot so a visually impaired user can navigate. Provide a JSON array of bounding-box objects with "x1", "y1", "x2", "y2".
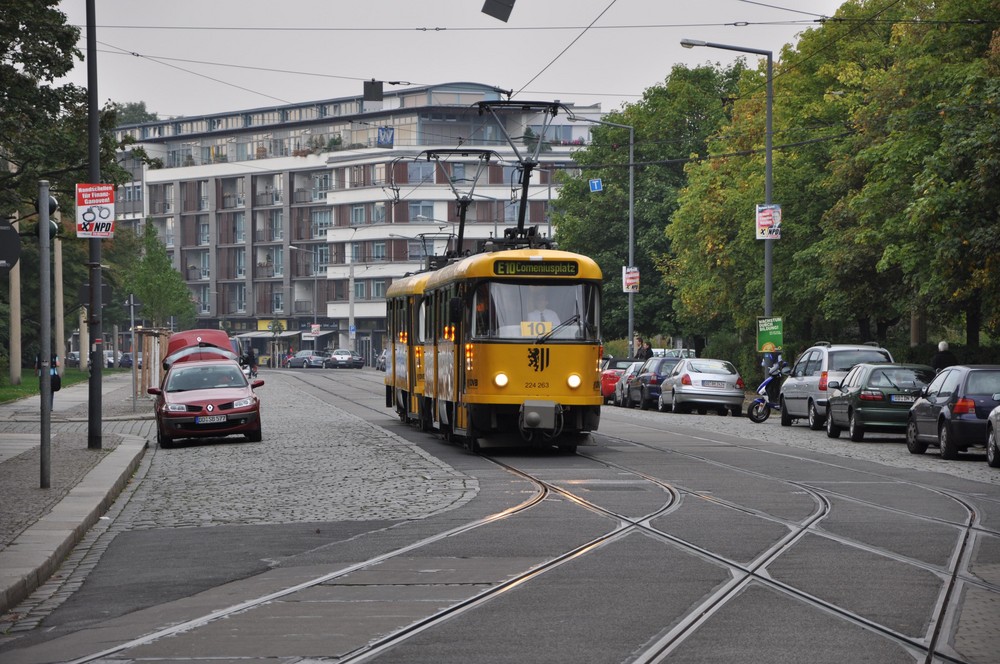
[{"x1": 114, "y1": 82, "x2": 601, "y2": 364}]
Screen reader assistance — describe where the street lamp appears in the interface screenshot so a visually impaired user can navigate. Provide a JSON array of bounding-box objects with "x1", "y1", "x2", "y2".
[
  {"x1": 569, "y1": 115, "x2": 635, "y2": 349},
  {"x1": 288, "y1": 245, "x2": 320, "y2": 327},
  {"x1": 681, "y1": 38, "x2": 773, "y2": 316}
]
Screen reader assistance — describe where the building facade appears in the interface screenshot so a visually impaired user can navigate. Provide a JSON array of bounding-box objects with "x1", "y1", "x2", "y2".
[{"x1": 114, "y1": 82, "x2": 601, "y2": 365}]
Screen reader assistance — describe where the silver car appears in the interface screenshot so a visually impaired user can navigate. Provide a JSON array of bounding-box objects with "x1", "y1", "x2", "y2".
[
  {"x1": 987, "y1": 403, "x2": 1000, "y2": 468},
  {"x1": 779, "y1": 342, "x2": 894, "y2": 429},
  {"x1": 658, "y1": 358, "x2": 746, "y2": 416}
]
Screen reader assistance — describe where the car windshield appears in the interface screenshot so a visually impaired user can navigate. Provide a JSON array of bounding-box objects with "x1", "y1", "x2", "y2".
[
  {"x1": 471, "y1": 282, "x2": 600, "y2": 342},
  {"x1": 688, "y1": 359, "x2": 735, "y2": 375},
  {"x1": 828, "y1": 349, "x2": 892, "y2": 371},
  {"x1": 868, "y1": 367, "x2": 934, "y2": 389},
  {"x1": 167, "y1": 365, "x2": 247, "y2": 392}
]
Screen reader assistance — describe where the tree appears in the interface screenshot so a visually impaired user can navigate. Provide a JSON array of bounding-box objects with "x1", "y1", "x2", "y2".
[
  {"x1": 122, "y1": 224, "x2": 196, "y2": 329},
  {"x1": 553, "y1": 64, "x2": 744, "y2": 341},
  {"x1": 113, "y1": 101, "x2": 158, "y2": 126},
  {"x1": 1, "y1": 2, "x2": 156, "y2": 363}
]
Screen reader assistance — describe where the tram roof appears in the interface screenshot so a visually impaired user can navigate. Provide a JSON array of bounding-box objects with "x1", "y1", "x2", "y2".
[
  {"x1": 425, "y1": 248, "x2": 602, "y2": 290},
  {"x1": 385, "y1": 270, "x2": 433, "y2": 298}
]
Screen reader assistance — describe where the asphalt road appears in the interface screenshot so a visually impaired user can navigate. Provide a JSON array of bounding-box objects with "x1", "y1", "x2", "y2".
[{"x1": 1, "y1": 368, "x2": 997, "y2": 664}]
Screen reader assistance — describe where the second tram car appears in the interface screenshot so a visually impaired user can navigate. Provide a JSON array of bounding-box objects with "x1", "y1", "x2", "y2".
[{"x1": 386, "y1": 242, "x2": 603, "y2": 452}]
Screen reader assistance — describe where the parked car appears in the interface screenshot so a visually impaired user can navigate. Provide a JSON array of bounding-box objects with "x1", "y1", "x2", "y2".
[
  {"x1": 375, "y1": 349, "x2": 387, "y2": 372},
  {"x1": 825, "y1": 363, "x2": 935, "y2": 441},
  {"x1": 658, "y1": 358, "x2": 746, "y2": 416},
  {"x1": 986, "y1": 404, "x2": 1000, "y2": 468},
  {"x1": 779, "y1": 342, "x2": 894, "y2": 429},
  {"x1": 601, "y1": 357, "x2": 639, "y2": 404},
  {"x1": 103, "y1": 350, "x2": 120, "y2": 368},
  {"x1": 625, "y1": 356, "x2": 682, "y2": 410},
  {"x1": 147, "y1": 359, "x2": 264, "y2": 448},
  {"x1": 326, "y1": 348, "x2": 362, "y2": 369},
  {"x1": 906, "y1": 365, "x2": 1000, "y2": 459},
  {"x1": 118, "y1": 352, "x2": 133, "y2": 369},
  {"x1": 65, "y1": 351, "x2": 80, "y2": 368},
  {"x1": 287, "y1": 350, "x2": 326, "y2": 368},
  {"x1": 613, "y1": 361, "x2": 644, "y2": 407}
]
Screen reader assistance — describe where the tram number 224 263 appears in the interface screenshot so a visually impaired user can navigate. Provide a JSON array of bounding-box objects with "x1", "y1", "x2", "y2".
[{"x1": 524, "y1": 381, "x2": 550, "y2": 389}]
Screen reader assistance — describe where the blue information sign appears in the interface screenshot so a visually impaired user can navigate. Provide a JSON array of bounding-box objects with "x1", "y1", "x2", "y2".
[{"x1": 589, "y1": 179, "x2": 603, "y2": 192}]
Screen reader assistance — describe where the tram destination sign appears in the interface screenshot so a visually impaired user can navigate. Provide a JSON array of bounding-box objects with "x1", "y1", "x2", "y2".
[{"x1": 494, "y1": 260, "x2": 579, "y2": 277}]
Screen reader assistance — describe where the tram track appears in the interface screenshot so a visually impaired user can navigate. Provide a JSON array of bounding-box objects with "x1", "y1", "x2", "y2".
[
  {"x1": 56, "y1": 369, "x2": 995, "y2": 663},
  {"x1": 314, "y1": 369, "x2": 996, "y2": 663}
]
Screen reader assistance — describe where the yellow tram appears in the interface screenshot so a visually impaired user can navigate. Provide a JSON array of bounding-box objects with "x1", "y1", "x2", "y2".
[{"x1": 386, "y1": 244, "x2": 603, "y2": 452}]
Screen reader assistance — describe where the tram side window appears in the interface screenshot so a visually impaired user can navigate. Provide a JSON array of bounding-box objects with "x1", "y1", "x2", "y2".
[{"x1": 473, "y1": 283, "x2": 497, "y2": 337}]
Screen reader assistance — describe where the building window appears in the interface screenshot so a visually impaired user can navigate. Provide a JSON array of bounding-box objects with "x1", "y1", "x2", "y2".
[
  {"x1": 372, "y1": 279, "x2": 387, "y2": 298},
  {"x1": 372, "y1": 201, "x2": 386, "y2": 223},
  {"x1": 236, "y1": 250, "x2": 246, "y2": 278},
  {"x1": 451, "y1": 163, "x2": 466, "y2": 183},
  {"x1": 269, "y1": 209, "x2": 283, "y2": 240},
  {"x1": 350, "y1": 242, "x2": 362, "y2": 263},
  {"x1": 408, "y1": 201, "x2": 433, "y2": 221},
  {"x1": 354, "y1": 280, "x2": 366, "y2": 300},
  {"x1": 311, "y1": 208, "x2": 332, "y2": 238},
  {"x1": 407, "y1": 240, "x2": 429, "y2": 261},
  {"x1": 272, "y1": 291, "x2": 284, "y2": 313},
  {"x1": 272, "y1": 250, "x2": 284, "y2": 277},
  {"x1": 235, "y1": 284, "x2": 246, "y2": 312},
  {"x1": 407, "y1": 161, "x2": 435, "y2": 184},
  {"x1": 199, "y1": 251, "x2": 210, "y2": 278},
  {"x1": 350, "y1": 204, "x2": 366, "y2": 226},
  {"x1": 197, "y1": 220, "x2": 210, "y2": 246},
  {"x1": 372, "y1": 241, "x2": 386, "y2": 261},
  {"x1": 234, "y1": 212, "x2": 246, "y2": 242},
  {"x1": 198, "y1": 285, "x2": 210, "y2": 314}
]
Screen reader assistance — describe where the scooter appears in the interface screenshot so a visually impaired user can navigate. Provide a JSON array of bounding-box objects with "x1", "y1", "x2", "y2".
[{"x1": 747, "y1": 361, "x2": 790, "y2": 423}]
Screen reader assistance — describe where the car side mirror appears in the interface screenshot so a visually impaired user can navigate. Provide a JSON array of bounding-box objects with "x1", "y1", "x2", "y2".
[
  {"x1": 147, "y1": 386, "x2": 161, "y2": 395},
  {"x1": 827, "y1": 380, "x2": 840, "y2": 390},
  {"x1": 251, "y1": 379, "x2": 265, "y2": 389}
]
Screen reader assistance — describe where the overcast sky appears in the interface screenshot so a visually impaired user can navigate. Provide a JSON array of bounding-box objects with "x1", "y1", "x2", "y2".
[{"x1": 57, "y1": 0, "x2": 847, "y2": 119}]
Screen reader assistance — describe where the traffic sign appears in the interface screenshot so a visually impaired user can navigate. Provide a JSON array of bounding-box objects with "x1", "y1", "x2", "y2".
[
  {"x1": 0, "y1": 226, "x2": 20, "y2": 275},
  {"x1": 589, "y1": 179, "x2": 603, "y2": 192},
  {"x1": 76, "y1": 184, "x2": 116, "y2": 238}
]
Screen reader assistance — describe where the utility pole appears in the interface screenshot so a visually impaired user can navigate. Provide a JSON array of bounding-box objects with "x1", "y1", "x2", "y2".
[{"x1": 86, "y1": 0, "x2": 103, "y2": 449}]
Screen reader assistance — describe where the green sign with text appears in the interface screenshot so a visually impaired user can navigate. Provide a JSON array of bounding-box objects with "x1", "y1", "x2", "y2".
[{"x1": 757, "y1": 317, "x2": 783, "y2": 353}]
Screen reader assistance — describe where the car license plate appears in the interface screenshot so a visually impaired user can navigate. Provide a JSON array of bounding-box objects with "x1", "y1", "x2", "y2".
[
  {"x1": 196, "y1": 414, "x2": 227, "y2": 424},
  {"x1": 891, "y1": 394, "x2": 916, "y2": 403},
  {"x1": 703, "y1": 380, "x2": 726, "y2": 388}
]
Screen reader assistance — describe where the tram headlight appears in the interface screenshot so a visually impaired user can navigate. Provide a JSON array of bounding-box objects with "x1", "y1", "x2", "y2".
[
  {"x1": 567, "y1": 373, "x2": 582, "y2": 389},
  {"x1": 494, "y1": 372, "x2": 509, "y2": 388}
]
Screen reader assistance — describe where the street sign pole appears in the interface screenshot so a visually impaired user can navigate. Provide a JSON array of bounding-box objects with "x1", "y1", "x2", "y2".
[{"x1": 39, "y1": 182, "x2": 53, "y2": 489}]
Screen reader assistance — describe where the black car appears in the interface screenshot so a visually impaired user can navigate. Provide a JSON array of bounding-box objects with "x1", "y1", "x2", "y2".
[
  {"x1": 906, "y1": 365, "x2": 1000, "y2": 459},
  {"x1": 65, "y1": 351, "x2": 81, "y2": 368},
  {"x1": 119, "y1": 352, "x2": 134, "y2": 369},
  {"x1": 624, "y1": 357, "x2": 681, "y2": 410}
]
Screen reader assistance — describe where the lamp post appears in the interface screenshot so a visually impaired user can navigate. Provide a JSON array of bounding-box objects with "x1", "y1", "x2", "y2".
[
  {"x1": 288, "y1": 245, "x2": 320, "y2": 327},
  {"x1": 570, "y1": 115, "x2": 635, "y2": 348},
  {"x1": 681, "y1": 38, "x2": 773, "y2": 316}
]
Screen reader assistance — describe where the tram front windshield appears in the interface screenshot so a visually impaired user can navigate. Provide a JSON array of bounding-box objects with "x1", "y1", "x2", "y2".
[{"x1": 472, "y1": 282, "x2": 600, "y2": 341}]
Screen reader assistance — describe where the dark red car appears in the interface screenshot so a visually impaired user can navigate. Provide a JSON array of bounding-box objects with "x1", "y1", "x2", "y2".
[
  {"x1": 600, "y1": 357, "x2": 639, "y2": 404},
  {"x1": 148, "y1": 359, "x2": 264, "y2": 448}
]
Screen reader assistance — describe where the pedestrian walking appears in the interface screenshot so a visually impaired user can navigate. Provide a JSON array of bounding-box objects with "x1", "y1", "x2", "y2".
[
  {"x1": 930, "y1": 341, "x2": 958, "y2": 373},
  {"x1": 639, "y1": 341, "x2": 654, "y2": 360}
]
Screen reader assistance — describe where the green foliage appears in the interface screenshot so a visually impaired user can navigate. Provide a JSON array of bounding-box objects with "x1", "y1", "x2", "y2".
[
  {"x1": 554, "y1": 63, "x2": 745, "y2": 341},
  {"x1": 667, "y1": 0, "x2": 1000, "y2": 353},
  {"x1": 121, "y1": 224, "x2": 197, "y2": 328},
  {"x1": 113, "y1": 101, "x2": 158, "y2": 125}
]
